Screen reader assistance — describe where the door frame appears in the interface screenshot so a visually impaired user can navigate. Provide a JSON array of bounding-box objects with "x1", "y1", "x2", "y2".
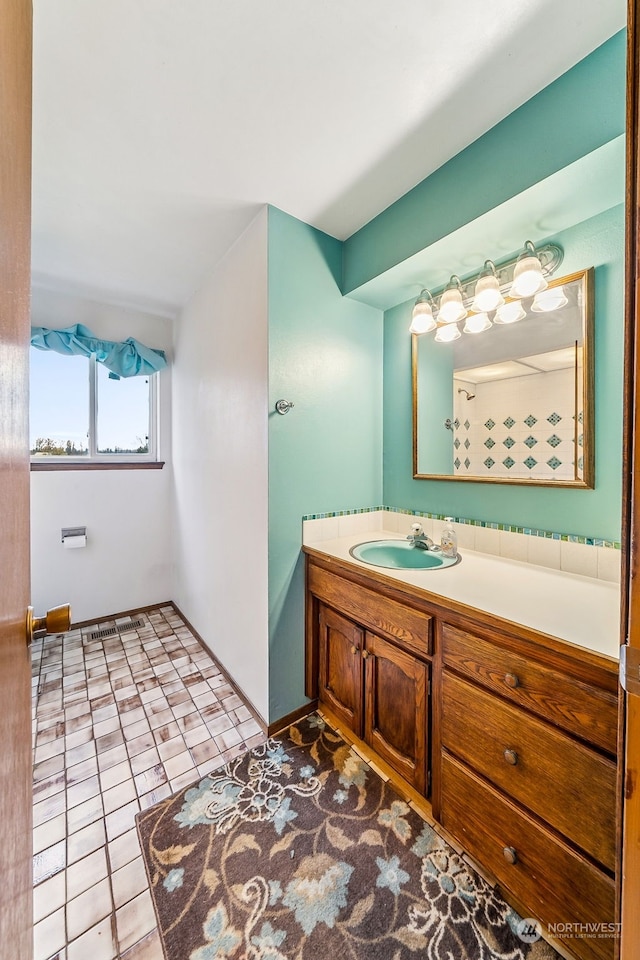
[{"x1": 619, "y1": 1, "x2": 640, "y2": 955}]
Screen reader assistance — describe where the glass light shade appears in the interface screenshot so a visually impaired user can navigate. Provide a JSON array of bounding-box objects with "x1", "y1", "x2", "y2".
[
  {"x1": 530, "y1": 286, "x2": 568, "y2": 313},
  {"x1": 409, "y1": 299, "x2": 436, "y2": 334},
  {"x1": 509, "y1": 254, "x2": 547, "y2": 298},
  {"x1": 494, "y1": 301, "x2": 527, "y2": 325},
  {"x1": 472, "y1": 274, "x2": 504, "y2": 313},
  {"x1": 463, "y1": 312, "x2": 492, "y2": 334},
  {"x1": 434, "y1": 322, "x2": 461, "y2": 343},
  {"x1": 438, "y1": 286, "x2": 467, "y2": 324}
]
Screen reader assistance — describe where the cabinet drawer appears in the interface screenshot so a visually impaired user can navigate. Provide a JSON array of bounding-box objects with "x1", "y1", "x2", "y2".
[
  {"x1": 441, "y1": 623, "x2": 617, "y2": 753},
  {"x1": 309, "y1": 564, "x2": 432, "y2": 657},
  {"x1": 441, "y1": 672, "x2": 616, "y2": 870},
  {"x1": 441, "y1": 753, "x2": 615, "y2": 960}
]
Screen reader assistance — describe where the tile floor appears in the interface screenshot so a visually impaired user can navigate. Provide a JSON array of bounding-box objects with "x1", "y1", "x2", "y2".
[{"x1": 31, "y1": 604, "x2": 265, "y2": 960}]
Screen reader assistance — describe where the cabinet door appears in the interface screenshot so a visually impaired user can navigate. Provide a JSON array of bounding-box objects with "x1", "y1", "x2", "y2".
[
  {"x1": 318, "y1": 604, "x2": 364, "y2": 736},
  {"x1": 364, "y1": 632, "x2": 429, "y2": 794}
]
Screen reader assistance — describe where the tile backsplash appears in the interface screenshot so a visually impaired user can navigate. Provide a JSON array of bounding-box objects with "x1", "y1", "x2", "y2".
[{"x1": 302, "y1": 507, "x2": 620, "y2": 584}]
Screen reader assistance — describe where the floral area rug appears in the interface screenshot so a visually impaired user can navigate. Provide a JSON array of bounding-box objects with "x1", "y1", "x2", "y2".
[{"x1": 137, "y1": 714, "x2": 558, "y2": 960}]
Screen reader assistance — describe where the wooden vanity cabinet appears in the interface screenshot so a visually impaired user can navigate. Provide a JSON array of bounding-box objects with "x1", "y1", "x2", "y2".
[
  {"x1": 437, "y1": 622, "x2": 618, "y2": 960},
  {"x1": 305, "y1": 548, "x2": 620, "y2": 960},
  {"x1": 310, "y1": 559, "x2": 431, "y2": 794}
]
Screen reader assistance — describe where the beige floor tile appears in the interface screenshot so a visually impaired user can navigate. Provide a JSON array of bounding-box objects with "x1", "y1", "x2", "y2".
[
  {"x1": 66, "y1": 876, "x2": 113, "y2": 942},
  {"x1": 34, "y1": 906, "x2": 66, "y2": 960},
  {"x1": 33, "y1": 838, "x2": 66, "y2": 885},
  {"x1": 170, "y1": 768, "x2": 199, "y2": 792},
  {"x1": 106, "y1": 798, "x2": 140, "y2": 841},
  {"x1": 67, "y1": 916, "x2": 117, "y2": 960},
  {"x1": 33, "y1": 812, "x2": 66, "y2": 855},
  {"x1": 116, "y1": 890, "x2": 157, "y2": 954},
  {"x1": 67, "y1": 817, "x2": 106, "y2": 864},
  {"x1": 108, "y1": 827, "x2": 141, "y2": 872},
  {"x1": 112, "y1": 856, "x2": 149, "y2": 909},
  {"x1": 162, "y1": 749, "x2": 194, "y2": 780},
  {"x1": 156, "y1": 735, "x2": 187, "y2": 762},
  {"x1": 67, "y1": 794, "x2": 104, "y2": 834},
  {"x1": 103, "y1": 778, "x2": 137, "y2": 816},
  {"x1": 120, "y1": 928, "x2": 163, "y2": 960},
  {"x1": 33, "y1": 869, "x2": 66, "y2": 923},
  {"x1": 100, "y1": 759, "x2": 134, "y2": 792},
  {"x1": 67, "y1": 846, "x2": 109, "y2": 900}
]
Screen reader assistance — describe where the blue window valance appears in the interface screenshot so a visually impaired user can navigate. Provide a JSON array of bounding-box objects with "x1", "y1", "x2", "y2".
[{"x1": 30, "y1": 323, "x2": 168, "y2": 379}]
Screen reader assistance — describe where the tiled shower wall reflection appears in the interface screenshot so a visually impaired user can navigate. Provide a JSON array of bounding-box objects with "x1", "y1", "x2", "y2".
[{"x1": 453, "y1": 369, "x2": 578, "y2": 480}]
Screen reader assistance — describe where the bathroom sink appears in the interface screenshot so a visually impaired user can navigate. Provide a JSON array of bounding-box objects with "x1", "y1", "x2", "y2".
[{"x1": 349, "y1": 539, "x2": 460, "y2": 570}]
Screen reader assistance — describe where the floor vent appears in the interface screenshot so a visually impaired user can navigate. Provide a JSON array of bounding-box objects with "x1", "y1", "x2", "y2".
[{"x1": 89, "y1": 618, "x2": 145, "y2": 641}]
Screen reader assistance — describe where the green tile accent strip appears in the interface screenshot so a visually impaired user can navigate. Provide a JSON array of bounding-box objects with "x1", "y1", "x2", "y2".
[{"x1": 301, "y1": 506, "x2": 621, "y2": 550}]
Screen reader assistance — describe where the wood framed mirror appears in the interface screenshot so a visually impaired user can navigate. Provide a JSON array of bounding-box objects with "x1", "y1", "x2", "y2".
[{"x1": 412, "y1": 269, "x2": 595, "y2": 487}]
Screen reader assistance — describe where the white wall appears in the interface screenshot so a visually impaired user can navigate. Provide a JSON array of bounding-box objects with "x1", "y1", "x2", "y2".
[
  {"x1": 31, "y1": 469, "x2": 173, "y2": 622},
  {"x1": 30, "y1": 289, "x2": 173, "y2": 622},
  {"x1": 171, "y1": 208, "x2": 269, "y2": 722}
]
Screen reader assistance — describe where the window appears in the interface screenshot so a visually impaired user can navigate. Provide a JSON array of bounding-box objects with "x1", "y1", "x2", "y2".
[{"x1": 30, "y1": 348, "x2": 158, "y2": 462}]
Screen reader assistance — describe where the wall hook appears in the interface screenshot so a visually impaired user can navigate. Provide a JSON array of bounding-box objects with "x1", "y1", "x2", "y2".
[{"x1": 275, "y1": 399, "x2": 295, "y2": 415}]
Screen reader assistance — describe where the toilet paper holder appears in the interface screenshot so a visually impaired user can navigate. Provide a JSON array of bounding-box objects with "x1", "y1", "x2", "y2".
[{"x1": 61, "y1": 526, "x2": 87, "y2": 548}]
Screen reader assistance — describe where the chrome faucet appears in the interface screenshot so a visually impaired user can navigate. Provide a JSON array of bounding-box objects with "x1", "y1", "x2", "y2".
[{"x1": 406, "y1": 522, "x2": 434, "y2": 550}]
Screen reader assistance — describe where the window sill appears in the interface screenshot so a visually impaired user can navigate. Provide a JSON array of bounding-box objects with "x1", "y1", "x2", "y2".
[{"x1": 31, "y1": 461, "x2": 165, "y2": 472}]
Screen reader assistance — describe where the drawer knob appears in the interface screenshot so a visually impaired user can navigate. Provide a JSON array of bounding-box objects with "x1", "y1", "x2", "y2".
[
  {"x1": 503, "y1": 846, "x2": 518, "y2": 865},
  {"x1": 362, "y1": 649, "x2": 370, "y2": 660},
  {"x1": 350, "y1": 644, "x2": 358, "y2": 655},
  {"x1": 503, "y1": 749, "x2": 519, "y2": 766},
  {"x1": 504, "y1": 673, "x2": 520, "y2": 689}
]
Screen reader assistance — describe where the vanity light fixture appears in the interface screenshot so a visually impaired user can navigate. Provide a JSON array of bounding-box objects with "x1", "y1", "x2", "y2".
[
  {"x1": 409, "y1": 289, "x2": 437, "y2": 334},
  {"x1": 531, "y1": 285, "x2": 568, "y2": 312},
  {"x1": 438, "y1": 276, "x2": 467, "y2": 324},
  {"x1": 509, "y1": 240, "x2": 548, "y2": 298},
  {"x1": 472, "y1": 261, "x2": 504, "y2": 313},
  {"x1": 409, "y1": 239, "x2": 563, "y2": 341},
  {"x1": 494, "y1": 300, "x2": 527, "y2": 325},
  {"x1": 463, "y1": 312, "x2": 492, "y2": 334},
  {"x1": 434, "y1": 322, "x2": 461, "y2": 343}
]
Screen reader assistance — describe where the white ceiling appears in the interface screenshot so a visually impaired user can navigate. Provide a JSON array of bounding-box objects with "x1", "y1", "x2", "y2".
[{"x1": 31, "y1": 0, "x2": 626, "y2": 318}]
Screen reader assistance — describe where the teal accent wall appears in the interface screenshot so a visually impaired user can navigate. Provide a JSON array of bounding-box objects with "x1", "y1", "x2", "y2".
[
  {"x1": 268, "y1": 206, "x2": 383, "y2": 723},
  {"x1": 383, "y1": 205, "x2": 625, "y2": 540},
  {"x1": 343, "y1": 31, "x2": 626, "y2": 295}
]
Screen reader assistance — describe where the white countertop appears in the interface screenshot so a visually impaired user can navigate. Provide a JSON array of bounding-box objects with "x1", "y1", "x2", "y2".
[{"x1": 305, "y1": 529, "x2": 621, "y2": 662}]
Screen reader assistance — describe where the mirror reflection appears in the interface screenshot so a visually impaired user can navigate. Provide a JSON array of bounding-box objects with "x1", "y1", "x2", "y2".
[{"x1": 412, "y1": 270, "x2": 594, "y2": 486}]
